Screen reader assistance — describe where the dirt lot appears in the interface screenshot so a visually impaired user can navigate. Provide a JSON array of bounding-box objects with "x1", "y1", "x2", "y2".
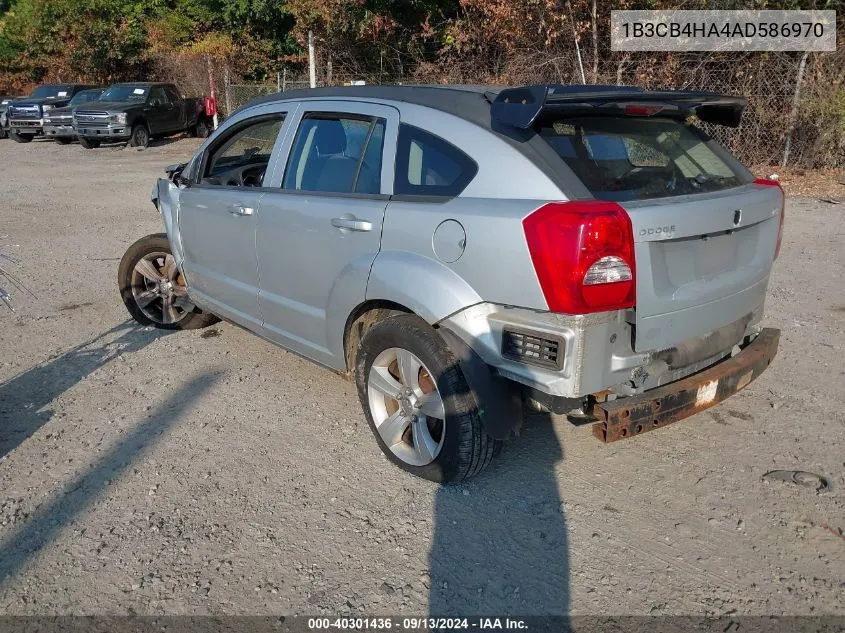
[{"x1": 0, "y1": 137, "x2": 843, "y2": 617}]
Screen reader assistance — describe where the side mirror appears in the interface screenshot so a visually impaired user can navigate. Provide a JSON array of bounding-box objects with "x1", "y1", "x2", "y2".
[{"x1": 164, "y1": 162, "x2": 190, "y2": 187}]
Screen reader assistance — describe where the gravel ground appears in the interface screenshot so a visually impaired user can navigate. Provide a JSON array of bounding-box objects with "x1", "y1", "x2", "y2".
[{"x1": 0, "y1": 137, "x2": 843, "y2": 617}]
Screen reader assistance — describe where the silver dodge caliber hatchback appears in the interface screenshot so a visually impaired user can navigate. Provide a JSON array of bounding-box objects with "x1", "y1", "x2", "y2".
[{"x1": 119, "y1": 84, "x2": 783, "y2": 482}]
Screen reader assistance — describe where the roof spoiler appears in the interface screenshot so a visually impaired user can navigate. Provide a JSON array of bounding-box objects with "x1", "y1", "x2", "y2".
[{"x1": 491, "y1": 85, "x2": 747, "y2": 129}]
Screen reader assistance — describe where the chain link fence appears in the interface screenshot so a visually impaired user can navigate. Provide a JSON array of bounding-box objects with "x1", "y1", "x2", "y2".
[{"x1": 218, "y1": 50, "x2": 842, "y2": 169}]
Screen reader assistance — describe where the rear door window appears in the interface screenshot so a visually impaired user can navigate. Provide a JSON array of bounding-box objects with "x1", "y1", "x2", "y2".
[
  {"x1": 538, "y1": 117, "x2": 744, "y2": 201},
  {"x1": 394, "y1": 124, "x2": 477, "y2": 197},
  {"x1": 282, "y1": 113, "x2": 385, "y2": 195}
]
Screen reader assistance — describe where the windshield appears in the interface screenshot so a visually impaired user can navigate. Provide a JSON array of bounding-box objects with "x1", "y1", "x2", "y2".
[
  {"x1": 30, "y1": 85, "x2": 73, "y2": 99},
  {"x1": 537, "y1": 116, "x2": 745, "y2": 201},
  {"x1": 69, "y1": 90, "x2": 102, "y2": 106},
  {"x1": 100, "y1": 85, "x2": 147, "y2": 102}
]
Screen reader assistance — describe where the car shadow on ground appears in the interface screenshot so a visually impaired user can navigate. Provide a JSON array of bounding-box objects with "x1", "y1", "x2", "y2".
[
  {"x1": 0, "y1": 364, "x2": 219, "y2": 583},
  {"x1": 0, "y1": 322, "x2": 170, "y2": 459},
  {"x1": 428, "y1": 411, "x2": 570, "y2": 617}
]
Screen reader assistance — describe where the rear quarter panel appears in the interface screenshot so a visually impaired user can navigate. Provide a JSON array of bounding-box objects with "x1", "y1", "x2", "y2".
[{"x1": 368, "y1": 104, "x2": 564, "y2": 319}]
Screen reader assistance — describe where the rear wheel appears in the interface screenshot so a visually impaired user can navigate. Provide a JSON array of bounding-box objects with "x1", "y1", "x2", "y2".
[
  {"x1": 10, "y1": 131, "x2": 33, "y2": 143},
  {"x1": 355, "y1": 314, "x2": 498, "y2": 483},
  {"x1": 118, "y1": 233, "x2": 219, "y2": 330},
  {"x1": 129, "y1": 123, "x2": 150, "y2": 148},
  {"x1": 55, "y1": 137, "x2": 72, "y2": 145},
  {"x1": 192, "y1": 119, "x2": 210, "y2": 138},
  {"x1": 78, "y1": 137, "x2": 100, "y2": 149}
]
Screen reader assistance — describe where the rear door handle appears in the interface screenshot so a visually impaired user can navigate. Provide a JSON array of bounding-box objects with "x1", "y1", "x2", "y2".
[
  {"x1": 229, "y1": 205, "x2": 255, "y2": 216},
  {"x1": 331, "y1": 216, "x2": 372, "y2": 232}
]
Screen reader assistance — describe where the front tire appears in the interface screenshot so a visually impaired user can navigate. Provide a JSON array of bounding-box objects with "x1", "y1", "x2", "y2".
[
  {"x1": 129, "y1": 123, "x2": 150, "y2": 148},
  {"x1": 118, "y1": 233, "x2": 219, "y2": 330},
  {"x1": 355, "y1": 314, "x2": 498, "y2": 483},
  {"x1": 10, "y1": 131, "x2": 33, "y2": 143},
  {"x1": 78, "y1": 137, "x2": 100, "y2": 149}
]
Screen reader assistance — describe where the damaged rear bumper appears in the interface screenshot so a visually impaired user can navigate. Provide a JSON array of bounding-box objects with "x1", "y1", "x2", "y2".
[{"x1": 592, "y1": 328, "x2": 779, "y2": 442}]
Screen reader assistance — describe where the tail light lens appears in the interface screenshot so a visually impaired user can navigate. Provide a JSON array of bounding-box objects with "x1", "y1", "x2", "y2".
[
  {"x1": 753, "y1": 178, "x2": 785, "y2": 259},
  {"x1": 523, "y1": 201, "x2": 636, "y2": 314}
]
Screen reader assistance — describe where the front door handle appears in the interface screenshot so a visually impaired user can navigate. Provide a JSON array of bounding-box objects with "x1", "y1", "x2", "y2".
[
  {"x1": 229, "y1": 205, "x2": 255, "y2": 216},
  {"x1": 331, "y1": 216, "x2": 372, "y2": 232}
]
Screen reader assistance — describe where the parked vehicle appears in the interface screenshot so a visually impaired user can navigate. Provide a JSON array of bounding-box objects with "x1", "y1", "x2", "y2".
[
  {"x1": 0, "y1": 96, "x2": 25, "y2": 140},
  {"x1": 74, "y1": 82, "x2": 212, "y2": 149},
  {"x1": 118, "y1": 84, "x2": 783, "y2": 482},
  {"x1": 7, "y1": 84, "x2": 98, "y2": 142},
  {"x1": 42, "y1": 88, "x2": 104, "y2": 143}
]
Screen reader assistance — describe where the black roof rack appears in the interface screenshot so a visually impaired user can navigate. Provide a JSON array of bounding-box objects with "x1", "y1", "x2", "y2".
[{"x1": 491, "y1": 84, "x2": 747, "y2": 129}]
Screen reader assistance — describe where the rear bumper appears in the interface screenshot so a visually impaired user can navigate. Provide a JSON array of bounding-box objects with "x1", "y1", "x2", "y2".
[{"x1": 592, "y1": 328, "x2": 779, "y2": 442}]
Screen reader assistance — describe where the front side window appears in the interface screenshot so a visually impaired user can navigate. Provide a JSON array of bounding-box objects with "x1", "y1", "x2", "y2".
[
  {"x1": 201, "y1": 115, "x2": 286, "y2": 187},
  {"x1": 537, "y1": 117, "x2": 744, "y2": 201},
  {"x1": 283, "y1": 114, "x2": 385, "y2": 195},
  {"x1": 394, "y1": 124, "x2": 478, "y2": 197},
  {"x1": 149, "y1": 87, "x2": 169, "y2": 106}
]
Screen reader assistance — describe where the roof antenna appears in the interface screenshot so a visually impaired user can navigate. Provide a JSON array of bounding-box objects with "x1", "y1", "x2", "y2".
[{"x1": 566, "y1": 0, "x2": 587, "y2": 84}]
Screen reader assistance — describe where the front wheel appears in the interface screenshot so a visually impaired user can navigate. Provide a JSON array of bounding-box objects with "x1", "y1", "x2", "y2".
[
  {"x1": 78, "y1": 137, "x2": 100, "y2": 149},
  {"x1": 129, "y1": 123, "x2": 149, "y2": 148},
  {"x1": 10, "y1": 131, "x2": 33, "y2": 143},
  {"x1": 355, "y1": 314, "x2": 499, "y2": 483},
  {"x1": 118, "y1": 233, "x2": 219, "y2": 330}
]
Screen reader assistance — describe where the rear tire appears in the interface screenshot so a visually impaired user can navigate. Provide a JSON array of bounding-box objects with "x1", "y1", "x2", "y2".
[
  {"x1": 192, "y1": 120, "x2": 210, "y2": 138},
  {"x1": 118, "y1": 233, "x2": 219, "y2": 331},
  {"x1": 78, "y1": 137, "x2": 100, "y2": 149},
  {"x1": 10, "y1": 131, "x2": 33, "y2": 143},
  {"x1": 55, "y1": 137, "x2": 72, "y2": 145},
  {"x1": 355, "y1": 314, "x2": 498, "y2": 483},
  {"x1": 129, "y1": 123, "x2": 150, "y2": 148}
]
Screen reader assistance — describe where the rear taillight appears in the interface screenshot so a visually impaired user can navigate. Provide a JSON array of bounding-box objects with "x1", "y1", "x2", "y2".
[
  {"x1": 523, "y1": 201, "x2": 636, "y2": 314},
  {"x1": 753, "y1": 178, "x2": 785, "y2": 259}
]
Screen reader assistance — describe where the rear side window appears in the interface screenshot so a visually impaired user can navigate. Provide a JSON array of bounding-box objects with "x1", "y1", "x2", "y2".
[
  {"x1": 283, "y1": 114, "x2": 385, "y2": 195},
  {"x1": 538, "y1": 117, "x2": 743, "y2": 201},
  {"x1": 394, "y1": 124, "x2": 477, "y2": 197}
]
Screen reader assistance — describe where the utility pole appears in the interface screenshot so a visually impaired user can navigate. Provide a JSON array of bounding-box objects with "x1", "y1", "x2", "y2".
[{"x1": 308, "y1": 30, "x2": 317, "y2": 89}]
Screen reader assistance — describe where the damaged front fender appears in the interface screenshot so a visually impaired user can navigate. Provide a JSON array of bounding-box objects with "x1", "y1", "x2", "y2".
[{"x1": 153, "y1": 178, "x2": 186, "y2": 268}]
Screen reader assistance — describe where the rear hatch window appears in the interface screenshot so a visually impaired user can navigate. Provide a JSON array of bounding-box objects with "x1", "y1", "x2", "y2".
[{"x1": 538, "y1": 117, "x2": 744, "y2": 201}]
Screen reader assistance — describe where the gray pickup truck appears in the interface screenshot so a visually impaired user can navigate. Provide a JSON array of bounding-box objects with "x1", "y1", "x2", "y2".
[
  {"x1": 118, "y1": 84, "x2": 783, "y2": 483},
  {"x1": 74, "y1": 82, "x2": 211, "y2": 149},
  {"x1": 42, "y1": 88, "x2": 104, "y2": 143}
]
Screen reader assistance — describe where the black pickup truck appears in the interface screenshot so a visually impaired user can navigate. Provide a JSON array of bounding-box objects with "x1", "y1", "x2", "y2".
[
  {"x1": 74, "y1": 82, "x2": 212, "y2": 149},
  {"x1": 6, "y1": 84, "x2": 98, "y2": 142}
]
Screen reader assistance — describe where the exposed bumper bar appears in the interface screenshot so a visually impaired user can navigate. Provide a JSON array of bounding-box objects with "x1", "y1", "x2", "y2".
[{"x1": 592, "y1": 328, "x2": 779, "y2": 442}]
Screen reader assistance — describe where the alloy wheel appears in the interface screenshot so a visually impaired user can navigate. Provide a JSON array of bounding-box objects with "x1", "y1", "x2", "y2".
[
  {"x1": 367, "y1": 347, "x2": 446, "y2": 466},
  {"x1": 130, "y1": 251, "x2": 195, "y2": 325}
]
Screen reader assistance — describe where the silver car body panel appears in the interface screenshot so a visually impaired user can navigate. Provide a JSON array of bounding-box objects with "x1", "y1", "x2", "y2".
[{"x1": 154, "y1": 87, "x2": 779, "y2": 399}]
